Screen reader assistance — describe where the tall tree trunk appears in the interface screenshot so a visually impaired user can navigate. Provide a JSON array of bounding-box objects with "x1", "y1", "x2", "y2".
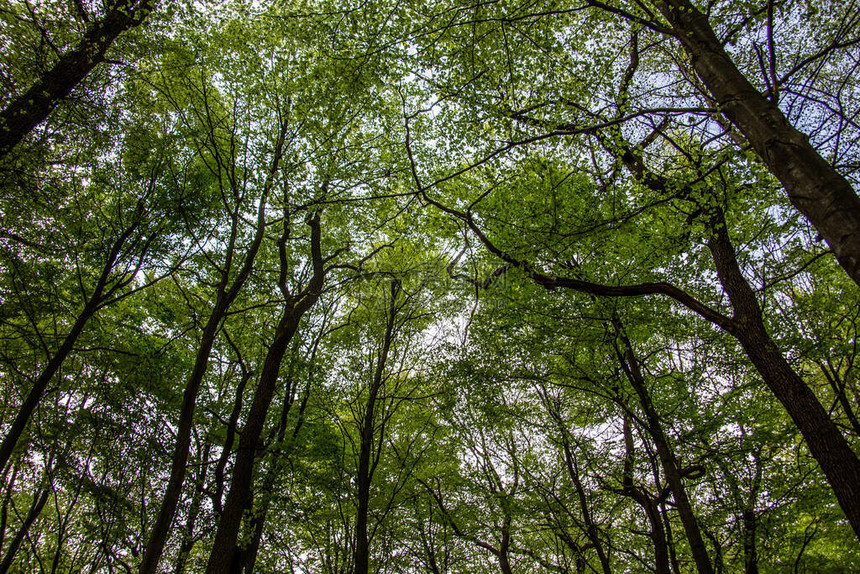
[
  {"x1": 613, "y1": 130, "x2": 860, "y2": 542},
  {"x1": 0, "y1": 0, "x2": 155, "y2": 157},
  {"x1": 661, "y1": 501, "x2": 681, "y2": 574},
  {"x1": 464, "y1": 194, "x2": 860, "y2": 542},
  {"x1": 645, "y1": 499, "x2": 670, "y2": 574},
  {"x1": 138, "y1": 298, "x2": 229, "y2": 574},
  {"x1": 612, "y1": 320, "x2": 713, "y2": 574},
  {"x1": 0, "y1": 487, "x2": 50, "y2": 574},
  {"x1": 204, "y1": 308, "x2": 308, "y2": 573},
  {"x1": 0, "y1": 466, "x2": 16, "y2": 554},
  {"x1": 0, "y1": 222, "x2": 137, "y2": 475},
  {"x1": 497, "y1": 522, "x2": 513, "y2": 574},
  {"x1": 653, "y1": 0, "x2": 860, "y2": 287},
  {"x1": 0, "y1": 305, "x2": 96, "y2": 474},
  {"x1": 172, "y1": 441, "x2": 211, "y2": 574},
  {"x1": 616, "y1": 414, "x2": 670, "y2": 574},
  {"x1": 204, "y1": 215, "x2": 326, "y2": 574},
  {"x1": 560, "y1": 439, "x2": 613, "y2": 574},
  {"x1": 139, "y1": 122, "x2": 286, "y2": 574},
  {"x1": 742, "y1": 509, "x2": 758, "y2": 574},
  {"x1": 355, "y1": 281, "x2": 400, "y2": 574},
  {"x1": 542, "y1": 391, "x2": 612, "y2": 574},
  {"x1": 239, "y1": 343, "x2": 314, "y2": 573},
  {"x1": 617, "y1": 413, "x2": 671, "y2": 574},
  {"x1": 706, "y1": 211, "x2": 860, "y2": 540},
  {"x1": 211, "y1": 362, "x2": 253, "y2": 517},
  {"x1": 354, "y1": 391, "x2": 376, "y2": 574}
]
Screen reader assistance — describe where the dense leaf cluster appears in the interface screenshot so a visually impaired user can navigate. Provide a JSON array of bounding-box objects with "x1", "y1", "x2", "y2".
[{"x1": 0, "y1": 0, "x2": 859, "y2": 572}]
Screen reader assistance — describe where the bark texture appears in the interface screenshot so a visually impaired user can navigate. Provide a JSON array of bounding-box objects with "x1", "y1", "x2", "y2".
[
  {"x1": 707, "y1": 212, "x2": 860, "y2": 540},
  {"x1": 0, "y1": 0, "x2": 155, "y2": 157},
  {"x1": 655, "y1": 0, "x2": 860, "y2": 287}
]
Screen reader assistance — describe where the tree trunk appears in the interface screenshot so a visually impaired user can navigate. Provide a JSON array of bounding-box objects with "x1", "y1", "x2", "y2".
[
  {"x1": 617, "y1": 413, "x2": 671, "y2": 574},
  {"x1": 543, "y1": 394, "x2": 612, "y2": 574},
  {"x1": 139, "y1": 311, "x2": 223, "y2": 574},
  {"x1": 172, "y1": 442, "x2": 211, "y2": 574},
  {"x1": 354, "y1": 406, "x2": 374, "y2": 574},
  {"x1": 497, "y1": 528, "x2": 513, "y2": 574},
  {"x1": 355, "y1": 281, "x2": 399, "y2": 574},
  {"x1": 205, "y1": 215, "x2": 326, "y2": 574},
  {"x1": 645, "y1": 499, "x2": 671, "y2": 574},
  {"x1": 742, "y1": 509, "x2": 758, "y2": 574},
  {"x1": 654, "y1": 0, "x2": 860, "y2": 287},
  {"x1": 707, "y1": 212, "x2": 860, "y2": 540},
  {"x1": 611, "y1": 129, "x2": 860, "y2": 542},
  {"x1": 0, "y1": 0, "x2": 155, "y2": 157},
  {"x1": 661, "y1": 501, "x2": 681, "y2": 574},
  {"x1": 0, "y1": 222, "x2": 136, "y2": 475},
  {"x1": 238, "y1": 346, "x2": 313, "y2": 573},
  {"x1": 0, "y1": 303, "x2": 96, "y2": 474},
  {"x1": 0, "y1": 487, "x2": 50, "y2": 574},
  {"x1": 613, "y1": 320, "x2": 713, "y2": 574},
  {"x1": 204, "y1": 310, "x2": 312, "y2": 573},
  {"x1": 140, "y1": 123, "x2": 284, "y2": 573}
]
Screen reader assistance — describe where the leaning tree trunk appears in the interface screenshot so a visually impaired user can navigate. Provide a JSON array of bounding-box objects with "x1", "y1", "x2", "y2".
[
  {"x1": 707, "y1": 211, "x2": 860, "y2": 540},
  {"x1": 0, "y1": 487, "x2": 50, "y2": 574},
  {"x1": 0, "y1": 0, "x2": 155, "y2": 157},
  {"x1": 608, "y1": 124, "x2": 860, "y2": 543},
  {"x1": 654, "y1": 0, "x2": 860, "y2": 287},
  {"x1": 0, "y1": 222, "x2": 138, "y2": 476},
  {"x1": 612, "y1": 321, "x2": 713, "y2": 574},
  {"x1": 240, "y1": 342, "x2": 314, "y2": 573}
]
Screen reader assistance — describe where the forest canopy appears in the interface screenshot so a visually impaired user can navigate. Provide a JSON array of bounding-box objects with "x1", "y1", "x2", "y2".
[{"x1": 1, "y1": 0, "x2": 859, "y2": 572}]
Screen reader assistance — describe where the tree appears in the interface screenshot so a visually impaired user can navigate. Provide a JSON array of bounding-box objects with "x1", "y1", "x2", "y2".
[
  {"x1": 0, "y1": 0, "x2": 156, "y2": 157},
  {"x1": 2, "y1": 0, "x2": 860, "y2": 570}
]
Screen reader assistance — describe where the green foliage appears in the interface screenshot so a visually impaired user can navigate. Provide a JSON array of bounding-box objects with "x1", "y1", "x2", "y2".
[{"x1": 1, "y1": 0, "x2": 859, "y2": 571}]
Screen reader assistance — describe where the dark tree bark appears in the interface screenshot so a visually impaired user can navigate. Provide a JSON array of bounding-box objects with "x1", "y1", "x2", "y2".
[
  {"x1": 210, "y1": 355, "x2": 254, "y2": 517},
  {"x1": 238, "y1": 334, "x2": 317, "y2": 573},
  {"x1": 742, "y1": 509, "x2": 758, "y2": 574},
  {"x1": 611, "y1": 319, "x2": 713, "y2": 574},
  {"x1": 652, "y1": 0, "x2": 860, "y2": 287},
  {"x1": 139, "y1": 122, "x2": 288, "y2": 574},
  {"x1": 0, "y1": 0, "x2": 155, "y2": 157},
  {"x1": 705, "y1": 210, "x2": 860, "y2": 541},
  {"x1": 612, "y1": 123, "x2": 860, "y2": 540},
  {"x1": 0, "y1": 219, "x2": 141, "y2": 475},
  {"x1": 660, "y1": 500, "x2": 681, "y2": 574},
  {"x1": 437, "y1": 173, "x2": 860, "y2": 540},
  {"x1": 138, "y1": 300, "x2": 229, "y2": 574},
  {"x1": 0, "y1": 466, "x2": 16, "y2": 554},
  {"x1": 172, "y1": 440, "x2": 212, "y2": 574},
  {"x1": 355, "y1": 281, "x2": 400, "y2": 574},
  {"x1": 204, "y1": 214, "x2": 327, "y2": 574}
]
